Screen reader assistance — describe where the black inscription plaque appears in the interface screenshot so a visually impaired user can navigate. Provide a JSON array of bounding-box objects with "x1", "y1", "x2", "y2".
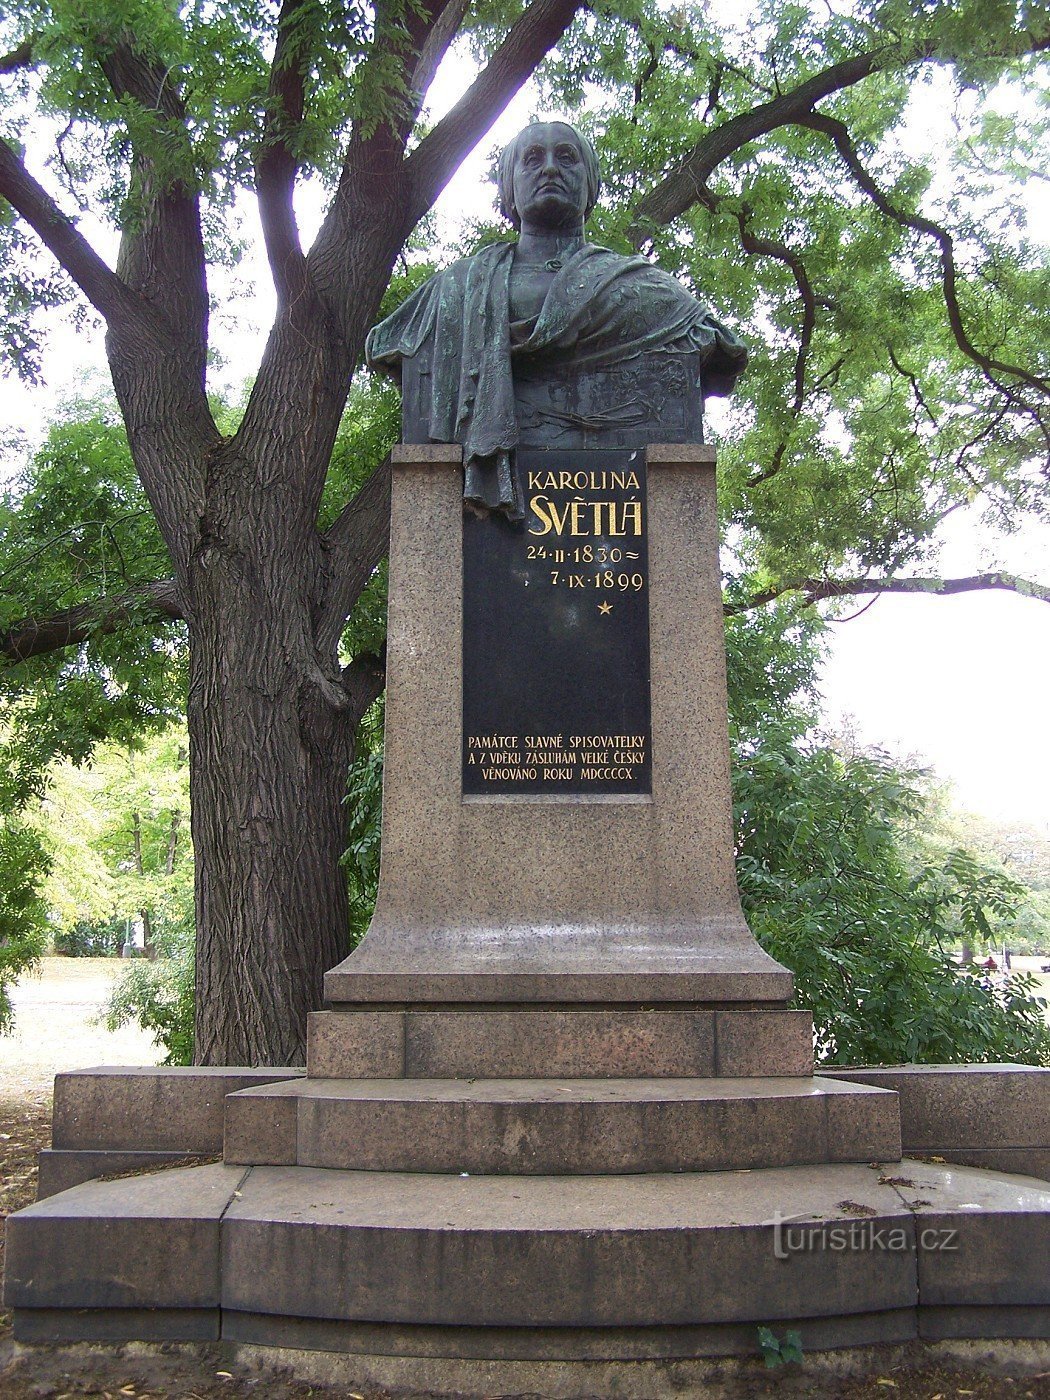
[{"x1": 463, "y1": 448, "x2": 651, "y2": 797}]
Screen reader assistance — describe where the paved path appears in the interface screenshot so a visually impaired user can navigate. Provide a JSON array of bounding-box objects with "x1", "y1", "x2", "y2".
[{"x1": 2, "y1": 957, "x2": 162, "y2": 1100}]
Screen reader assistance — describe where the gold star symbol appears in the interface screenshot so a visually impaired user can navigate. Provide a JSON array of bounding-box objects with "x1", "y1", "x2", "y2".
[{"x1": 598, "y1": 601, "x2": 613, "y2": 615}]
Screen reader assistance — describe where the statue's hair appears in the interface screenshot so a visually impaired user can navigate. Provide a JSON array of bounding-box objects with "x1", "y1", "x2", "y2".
[{"x1": 496, "y1": 121, "x2": 601, "y2": 229}]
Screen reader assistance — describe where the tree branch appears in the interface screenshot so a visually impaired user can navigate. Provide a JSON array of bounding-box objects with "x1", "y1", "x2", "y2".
[
  {"x1": 627, "y1": 48, "x2": 888, "y2": 243},
  {"x1": 287, "y1": 0, "x2": 459, "y2": 360},
  {"x1": 1, "y1": 579, "x2": 184, "y2": 665},
  {"x1": 95, "y1": 38, "x2": 209, "y2": 349},
  {"x1": 410, "y1": 0, "x2": 471, "y2": 117},
  {"x1": 404, "y1": 0, "x2": 586, "y2": 221},
  {"x1": 340, "y1": 649, "x2": 387, "y2": 723},
  {"x1": 255, "y1": 0, "x2": 309, "y2": 302},
  {"x1": 632, "y1": 38, "x2": 659, "y2": 119},
  {"x1": 626, "y1": 27, "x2": 1050, "y2": 246},
  {"x1": 887, "y1": 344, "x2": 938, "y2": 428},
  {"x1": 0, "y1": 138, "x2": 152, "y2": 330},
  {"x1": 735, "y1": 214, "x2": 818, "y2": 489},
  {"x1": 359, "y1": 0, "x2": 462, "y2": 166},
  {"x1": 0, "y1": 36, "x2": 35, "y2": 74},
  {"x1": 639, "y1": 158, "x2": 822, "y2": 491},
  {"x1": 84, "y1": 35, "x2": 218, "y2": 576},
  {"x1": 316, "y1": 455, "x2": 392, "y2": 657},
  {"x1": 799, "y1": 111, "x2": 1050, "y2": 404},
  {"x1": 724, "y1": 572, "x2": 1050, "y2": 615}
]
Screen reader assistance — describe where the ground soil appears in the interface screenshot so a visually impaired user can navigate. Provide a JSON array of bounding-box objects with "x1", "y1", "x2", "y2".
[{"x1": 1, "y1": 960, "x2": 1048, "y2": 1399}]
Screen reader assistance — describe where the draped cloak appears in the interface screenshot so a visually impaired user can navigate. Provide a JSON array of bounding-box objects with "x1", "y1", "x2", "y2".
[{"x1": 365, "y1": 242, "x2": 747, "y2": 519}]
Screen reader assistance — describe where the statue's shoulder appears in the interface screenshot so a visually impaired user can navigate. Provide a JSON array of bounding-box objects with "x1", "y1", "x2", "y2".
[
  {"x1": 367, "y1": 243, "x2": 513, "y2": 370},
  {"x1": 409, "y1": 240, "x2": 514, "y2": 312},
  {"x1": 582, "y1": 243, "x2": 689, "y2": 281},
  {"x1": 434, "y1": 240, "x2": 514, "y2": 280}
]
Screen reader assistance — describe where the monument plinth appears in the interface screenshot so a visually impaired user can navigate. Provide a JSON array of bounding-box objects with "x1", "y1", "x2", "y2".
[{"x1": 324, "y1": 440, "x2": 791, "y2": 1007}]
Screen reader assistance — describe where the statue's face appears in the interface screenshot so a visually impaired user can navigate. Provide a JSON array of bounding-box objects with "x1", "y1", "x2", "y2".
[{"x1": 510, "y1": 123, "x2": 589, "y2": 230}]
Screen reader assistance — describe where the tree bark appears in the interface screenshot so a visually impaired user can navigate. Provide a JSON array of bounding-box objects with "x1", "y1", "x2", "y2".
[
  {"x1": 180, "y1": 330, "x2": 365, "y2": 1059},
  {"x1": 186, "y1": 456, "x2": 361, "y2": 1065},
  {"x1": 189, "y1": 638, "x2": 357, "y2": 1066}
]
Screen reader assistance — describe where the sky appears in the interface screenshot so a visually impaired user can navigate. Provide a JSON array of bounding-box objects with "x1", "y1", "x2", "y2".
[
  {"x1": 818, "y1": 520, "x2": 1050, "y2": 830},
  {"x1": 2, "y1": 47, "x2": 1048, "y2": 834}
]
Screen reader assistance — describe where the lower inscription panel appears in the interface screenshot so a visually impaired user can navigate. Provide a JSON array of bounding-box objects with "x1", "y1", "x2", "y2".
[{"x1": 463, "y1": 448, "x2": 651, "y2": 798}]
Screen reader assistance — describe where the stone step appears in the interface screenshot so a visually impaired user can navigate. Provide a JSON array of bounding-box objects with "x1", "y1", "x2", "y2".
[
  {"x1": 8, "y1": 1159, "x2": 1050, "y2": 1350},
  {"x1": 51, "y1": 1066, "x2": 304, "y2": 1152},
  {"x1": 307, "y1": 1007, "x2": 814, "y2": 1079},
  {"x1": 37, "y1": 1148, "x2": 220, "y2": 1200},
  {"x1": 223, "y1": 1075, "x2": 900, "y2": 1174}
]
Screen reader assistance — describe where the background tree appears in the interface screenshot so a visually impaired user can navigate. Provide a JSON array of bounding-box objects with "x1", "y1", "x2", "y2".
[
  {"x1": 1, "y1": 0, "x2": 1047, "y2": 1062},
  {"x1": 0, "y1": 811, "x2": 49, "y2": 1033},
  {"x1": 0, "y1": 404, "x2": 185, "y2": 1017},
  {"x1": 37, "y1": 727, "x2": 192, "y2": 952}
]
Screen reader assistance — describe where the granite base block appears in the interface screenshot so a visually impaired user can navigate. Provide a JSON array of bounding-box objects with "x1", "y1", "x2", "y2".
[
  {"x1": 37, "y1": 1147, "x2": 221, "y2": 1200},
  {"x1": 307, "y1": 1007, "x2": 813, "y2": 1079},
  {"x1": 13, "y1": 1306, "x2": 220, "y2": 1343},
  {"x1": 916, "y1": 1146, "x2": 1050, "y2": 1179},
  {"x1": 919, "y1": 1305, "x2": 1050, "y2": 1341},
  {"x1": 4, "y1": 1163, "x2": 246, "y2": 1313},
  {"x1": 818, "y1": 1065, "x2": 1050, "y2": 1162},
  {"x1": 222, "y1": 1076, "x2": 900, "y2": 1174},
  {"x1": 8, "y1": 1159, "x2": 1049, "y2": 1374},
  {"x1": 222, "y1": 1306, "x2": 919, "y2": 1360},
  {"x1": 220, "y1": 1162, "x2": 918, "y2": 1328},
  {"x1": 51, "y1": 1066, "x2": 303, "y2": 1153}
]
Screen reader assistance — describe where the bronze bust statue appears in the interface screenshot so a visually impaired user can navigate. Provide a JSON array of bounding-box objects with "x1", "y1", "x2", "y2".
[{"x1": 366, "y1": 121, "x2": 747, "y2": 519}]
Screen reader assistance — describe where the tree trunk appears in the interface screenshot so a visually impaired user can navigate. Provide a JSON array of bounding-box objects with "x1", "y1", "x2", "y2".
[
  {"x1": 130, "y1": 809, "x2": 156, "y2": 959},
  {"x1": 188, "y1": 617, "x2": 357, "y2": 1065},
  {"x1": 165, "y1": 809, "x2": 181, "y2": 877},
  {"x1": 190, "y1": 675, "x2": 355, "y2": 1064},
  {"x1": 187, "y1": 441, "x2": 360, "y2": 1066}
]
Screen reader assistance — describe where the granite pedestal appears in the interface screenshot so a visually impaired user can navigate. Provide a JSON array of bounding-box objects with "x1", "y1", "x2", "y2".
[{"x1": 324, "y1": 444, "x2": 791, "y2": 1008}]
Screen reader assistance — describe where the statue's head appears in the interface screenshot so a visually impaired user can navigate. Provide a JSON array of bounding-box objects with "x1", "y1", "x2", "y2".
[{"x1": 496, "y1": 121, "x2": 601, "y2": 232}]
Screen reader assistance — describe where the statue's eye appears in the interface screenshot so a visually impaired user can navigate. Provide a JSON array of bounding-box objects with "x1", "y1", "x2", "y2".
[
  {"x1": 522, "y1": 148, "x2": 542, "y2": 167},
  {"x1": 557, "y1": 147, "x2": 578, "y2": 164}
]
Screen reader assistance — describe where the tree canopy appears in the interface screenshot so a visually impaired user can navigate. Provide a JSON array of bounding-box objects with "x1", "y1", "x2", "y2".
[{"x1": 0, "y1": 0, "x2": 1047, "y2": 1062}]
